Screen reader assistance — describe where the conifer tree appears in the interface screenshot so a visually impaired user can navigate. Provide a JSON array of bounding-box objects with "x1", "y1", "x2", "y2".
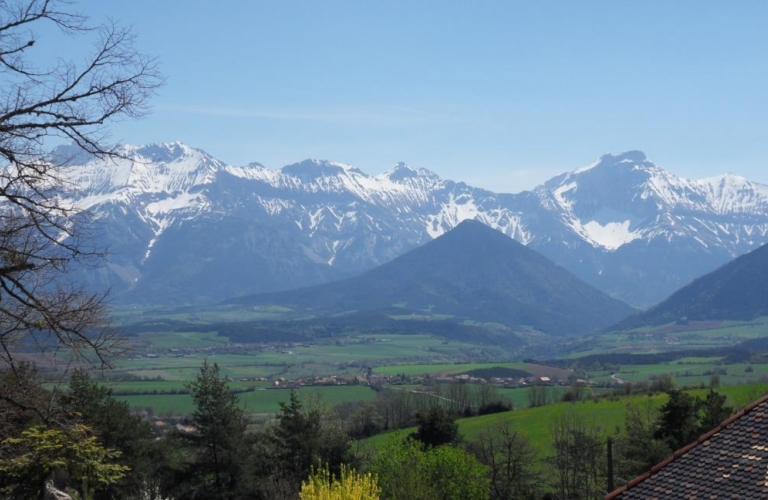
[
  {"x1": 184, "y1": 360, "x2": 247, "y2": 499},
  {"x1": 654, "y1": 390, "x2": 701, "y2": 450},
  {"x1": 698, "y1": 389, "x2": 733, "y2": 435}
]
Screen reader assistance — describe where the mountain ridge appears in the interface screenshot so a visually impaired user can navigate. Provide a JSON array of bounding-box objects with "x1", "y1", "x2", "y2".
[
  {"x1": 613, "y1": 241, "x2": 768, "y2": 329},
  {"x1": 51, "y1": 142, "x2": 768, "y2": 307}
]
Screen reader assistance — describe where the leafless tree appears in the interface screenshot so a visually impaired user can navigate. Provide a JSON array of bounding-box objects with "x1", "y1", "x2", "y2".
[
  {"x1": 549, "y1": 410, "x2": 606, "y2": 500},
  {"x1": 468, "y1": 423, "x2": 541, "y2": 499},
  {"x1": 444, "y1": 381, "x2": 472, "y2": 414},
  {"x1": 379, "y1": 389, "x2": 416, "y2": 429},
  {"x1": 527, "y1": 383, "x2": 547, "y2": 408},
  {"x1": 474, "y1": 381, "x2": 497, "y2": 409},
  {"x1": 0, "y1": 0, "x2": 161, "y2": 405}
]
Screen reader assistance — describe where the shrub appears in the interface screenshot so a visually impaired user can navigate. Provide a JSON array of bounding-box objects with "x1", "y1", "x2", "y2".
[{"x1": 300, "y1": 464, "x2": 380, "y2": 500}]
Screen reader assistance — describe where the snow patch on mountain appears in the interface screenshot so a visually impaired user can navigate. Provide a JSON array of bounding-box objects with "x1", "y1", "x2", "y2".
[
  {"x1": 581, "y1": 220, "x2": 640, "y2": 250},
  {"x1": 425, "y1": 193, "x2": 481, "y2": 238},
  {"x1": 146, "y1": 192, "x2": 208, "y2": 216}
]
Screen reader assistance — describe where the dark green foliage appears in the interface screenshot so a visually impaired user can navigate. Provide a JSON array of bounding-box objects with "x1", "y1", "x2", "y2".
[
  {"x1": 698, "y1": 389, "x2": 733, "y2": 435},
  {"x1": 476, "y1": 400, "x2": 513, "y2": 416},
  {"x1": 649, "y1": 373, "x2": 676, "y2": 393},
  {"x1": 61, "y1": 370, "x2": 161, "y2": 500},
  {"x1": 615, "y1": 389, "x2": 735, "y2": 483},
  {"x1": 542, "y1": 348, "x2": 735, "y2": 369},
  {"x1": 1, "y1": 369, "x2": 170, "y2": 499},
  {"x1": 269, "y1": 391, "x2": 351, "y2": 486},
  {"x1": 0, "y1": 365, "x2": 52, "y2": 496},
  {"x1": 272, "y1": 390, "x2": 321, "y2": 479},
  {"x1": 654, "y1": 390, "x2": 701, "y2": 450},
  {"x1": 410, "y1": 405, "x2": 459, "y2": 448},
  {"x1": 335, "y1": 400, "x2": 385, "y2": 439},
  {"x1": 64, "y1": 370, "x2": 152, "y2": 451},
  {"x1": 616, "y1": 400, "x2": 671, "y2": 480},
  {"x1": 178, "y1": 360, "x2": 248, "y2": 499}
]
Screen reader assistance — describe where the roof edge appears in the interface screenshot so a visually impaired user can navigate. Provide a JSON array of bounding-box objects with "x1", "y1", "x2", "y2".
[{"x1": 605, "y1": 390, "x2": 768, "y2": 499}]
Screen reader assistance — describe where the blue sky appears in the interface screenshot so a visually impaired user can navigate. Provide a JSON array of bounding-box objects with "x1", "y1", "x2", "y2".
[{"x1": 68, "y1": 1, "x2": 768, "y2": 192}]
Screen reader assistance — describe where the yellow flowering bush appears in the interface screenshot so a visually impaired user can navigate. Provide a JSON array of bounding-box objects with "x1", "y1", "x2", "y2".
[{"x1": 300, "y1": 464, "x2": 380, "y2": 500}]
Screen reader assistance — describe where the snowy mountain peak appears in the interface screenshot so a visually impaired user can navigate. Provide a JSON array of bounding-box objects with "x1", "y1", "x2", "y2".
[
  {"x1": 608, "y1": 150, "x2": 648, "y2": 164},
  {"x1": 546, "y1": 151, "x2": 653, "y2": 189},
  {"x1": 382, "y1": 161, "x2": 418, "y2": 180},
  {"x1": 702, "y1": 172, "x2": 750, "y2": 185},
  {"x1": 50, "y1": 141, "x2": 208, "y2": 169},
  {"x1": 569, "y1": 151, "x2": 649, "y2": 176},
  {"x1": 379, "y1": 162, "x2": 442, "y2": 184},
  {"x1": 127, "y1": 141, "x2": 198, "y2": 163},
  {"x1": 281, "y1": 159, "x2": 365, "y2": 182},
  {"x1": 58, "y1": 141, "x2": 226, "y2": 203},
  {"x1": 50, "y1": 143, "x2": 97, "y2": 166}
]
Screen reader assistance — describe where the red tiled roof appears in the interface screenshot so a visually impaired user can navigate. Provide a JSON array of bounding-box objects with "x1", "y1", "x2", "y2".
[{"x1": 606, "y1": 392, "x2": 768, "y2": 499}]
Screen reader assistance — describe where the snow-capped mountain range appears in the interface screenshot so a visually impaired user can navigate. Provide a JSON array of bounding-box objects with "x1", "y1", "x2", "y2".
[{"x1": 55, "y1": 142, "x2": 768, "y2": 308}]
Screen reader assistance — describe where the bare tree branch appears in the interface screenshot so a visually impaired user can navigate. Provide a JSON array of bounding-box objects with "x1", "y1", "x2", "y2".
[{"x1": 0, "y1": 0, "x2": 161, "y2": 399}]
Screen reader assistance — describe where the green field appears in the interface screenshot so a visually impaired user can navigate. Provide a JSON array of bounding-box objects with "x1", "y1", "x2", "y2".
[
  {"x1": 588, "y1": 361, "x2": 768, "y2": 387},
  {"x1": 119, "y1": 385, "x2": 377, "y2": 416},
  {"x1": 363, "y1": 383, "x2": 768, "y2": 455},
  {"x1": 116, "y1": 334, "x2": 504, "y2": 382},
  {"x1": 564, "y1": 319, "x2": 768, "y2": 357},
  {"x1": 496, "y1": 386, "x2": 614, "y2": 408},
  {"x1": 99, "y1": 310, "x2": 768, "y2": 420},
  {"x1": 101, "y1": 379, "x2": 272, "y2": 394}
]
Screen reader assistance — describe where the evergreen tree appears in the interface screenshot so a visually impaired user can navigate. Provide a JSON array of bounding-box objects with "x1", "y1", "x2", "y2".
[
  {"x1": 654, "y1": 390, "x2": 701, "y2": 450},
  {"x1": 64, "y1": 370, "x2": 152, "y2": 451},
  {"x1": 62, "y1": 370, "x2": 160, "y2": 499},
  {"x1": 616, "y1": 400, "x2": 671, "y2": 480},
  {"x1": 270, "y1": 391, "x2": 350, "y2": 486},
  {"x1": 698, "y1": 389, "x2": 733, "y2": 435},
  {"x1": 410, "y1": 405, "x2": 459, "y2": 449},
  {"x1": 184, "y1": 360, "x2": 248, "y2": 499}
]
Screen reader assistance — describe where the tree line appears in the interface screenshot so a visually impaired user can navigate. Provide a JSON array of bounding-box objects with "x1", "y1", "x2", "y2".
[{"x1": 0, "y1": 360, "x2": 738, "y2": 500}]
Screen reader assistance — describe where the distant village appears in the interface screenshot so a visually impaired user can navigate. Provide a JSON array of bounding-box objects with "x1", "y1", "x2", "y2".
[{"x1": 131, "y1": 341, "x2": 575, "y2": 391}]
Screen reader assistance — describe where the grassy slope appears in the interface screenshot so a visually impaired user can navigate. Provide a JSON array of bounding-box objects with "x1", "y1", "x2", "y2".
[{"x1": 362, "y1": 383, "x2": 768, "y2": 455}]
